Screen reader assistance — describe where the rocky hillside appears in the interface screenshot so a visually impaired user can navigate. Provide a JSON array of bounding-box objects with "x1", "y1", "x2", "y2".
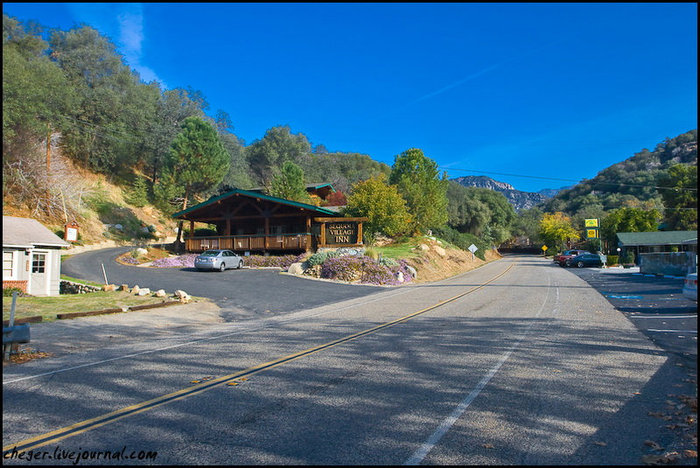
[{"x1": 450, "y1": 175, "x2": 559, "y2": 211}]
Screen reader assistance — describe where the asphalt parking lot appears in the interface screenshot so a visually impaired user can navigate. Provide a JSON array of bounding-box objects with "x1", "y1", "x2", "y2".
[
  {"x1": 564, "y1": 265, "x2": 697, "y2": 368},
  {"x1": 62, "y1": 247, "x2": 384, "y2": 322}
]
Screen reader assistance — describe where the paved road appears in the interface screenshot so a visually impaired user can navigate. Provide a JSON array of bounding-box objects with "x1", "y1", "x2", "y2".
[
  {"x1": 564, "y1": 265, "x2": 697, "y2": 368},
  {"x1": 62, "y1": 247, "x2": 384, "y2": 321},
  {"x1": 4, "y1": 255, "x2": 695, "y2": 464}
]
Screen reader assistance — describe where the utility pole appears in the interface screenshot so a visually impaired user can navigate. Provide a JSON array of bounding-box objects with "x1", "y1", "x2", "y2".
[{"x1": 46, "y1": 125, "x2": 51, "y2": 173}]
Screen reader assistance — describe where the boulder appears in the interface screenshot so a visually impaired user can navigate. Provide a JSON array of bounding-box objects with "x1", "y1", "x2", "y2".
[
  {"x1": 287, "y1": 262, "x2": 305, "y2": 276},
  {"x1": 396, "y1": 271, "x2": 404, "y2": 283},
  {"x1": 434, "y1": 246, "x2": 446, "y2": 257},
  {"x1": 154, "y1": 289, "x2": 167, "y2": 297},
  {"x1": 137, "y1": 288, "x2": 151, "y2": 296},
  {"x1": 119, "y1": 284, "x2": 130, "y2": 292},
  {"x1": 405, "y1": 265, "x2": 418, "y2": 279},
  {"x1": 102, "y1": 284, "x2": 116, "y2": 292},
  {"x1": 132, "y1": 285, "x2": 140, "y2": 294},
  {"x1": 418, "y1": 244, "x2": 429, "y2": 252},
  {"x1": 174, "y1": 290, "x2": 191, "y2": 303},
  {"x1": 135, "y1": 247, "x2": 148, "y2": 256}
]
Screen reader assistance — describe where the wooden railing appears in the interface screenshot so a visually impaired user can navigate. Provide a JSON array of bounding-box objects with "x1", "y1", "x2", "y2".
[{"x1": 185, "y1": 233, "x2": 311, "y2": 253}]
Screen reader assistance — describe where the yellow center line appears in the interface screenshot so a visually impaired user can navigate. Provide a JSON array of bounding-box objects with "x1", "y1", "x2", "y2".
[{"x1": 3, "y1": 263, "x2": 515, "y2": 454}]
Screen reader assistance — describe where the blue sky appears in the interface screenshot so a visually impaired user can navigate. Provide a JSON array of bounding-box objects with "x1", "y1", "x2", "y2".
[{"x1": 3, "y1": 3, "x2": 697, "y2": 193}]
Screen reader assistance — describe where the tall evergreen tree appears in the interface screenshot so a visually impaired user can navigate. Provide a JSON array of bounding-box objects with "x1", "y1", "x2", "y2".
[{"x1": 157, "y1": 116, "x2": 229, "y2": 247}]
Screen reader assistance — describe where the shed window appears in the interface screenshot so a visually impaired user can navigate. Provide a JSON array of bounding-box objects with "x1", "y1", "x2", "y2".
[
  {"x1": 3, "y1": 251, "x2": 15, "y2": 279},
  {"x1": 32, "y1": 253, "x2": 46, "y2": 273}
]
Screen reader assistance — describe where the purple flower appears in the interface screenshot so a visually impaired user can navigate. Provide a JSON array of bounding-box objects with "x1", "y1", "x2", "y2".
[{"x1": 151, "y1": 254, "x2": 198, "y2": 268}]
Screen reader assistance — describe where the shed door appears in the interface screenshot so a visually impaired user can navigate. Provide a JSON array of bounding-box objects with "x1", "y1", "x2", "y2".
[{"x1": 29, "y1": 251, "x2": 49, "y2": 296}]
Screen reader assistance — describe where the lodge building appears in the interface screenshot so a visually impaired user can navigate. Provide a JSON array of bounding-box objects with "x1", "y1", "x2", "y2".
[{"x1": 172, "y1": 184, "x2": 366, "y2": 254}]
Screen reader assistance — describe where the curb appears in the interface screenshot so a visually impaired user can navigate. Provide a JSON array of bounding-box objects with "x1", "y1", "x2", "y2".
[
  {"x1": 55, "y1": 300, "x2": 182, "y2": 320},
  {"x1": 3, "y1": 316, "x2": 43, "y2": 326}
]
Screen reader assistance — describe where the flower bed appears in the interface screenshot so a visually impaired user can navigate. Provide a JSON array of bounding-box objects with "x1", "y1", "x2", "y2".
[
  {"x1": 318, "y1": 255, "x2": 413, "y2": 286},
  {"x1": 150, "y1": 254, "x2": 198, "y2": 268},
  {"x1": 244, "y1": 254, "x2": 306, "y2": 269}
]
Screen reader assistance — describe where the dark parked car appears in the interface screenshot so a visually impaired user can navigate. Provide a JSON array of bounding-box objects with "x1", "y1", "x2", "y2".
[
  {"x1": 194, "y1": 249, "x2": 244, "y2": 272},
  {"x1": 554, "y1": 249, "x2": 589, "y2": 267},
  {"x1": 565, "y1": 253, "x2": 604, "y2": 268}
]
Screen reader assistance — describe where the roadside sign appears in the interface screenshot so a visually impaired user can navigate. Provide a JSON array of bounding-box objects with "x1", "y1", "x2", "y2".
[
  {"x1": 585, "y1": 219, "x2": 599, "y2": 227},
  {"x1": 586, "y1": 229, "x2": 599, "y2": 238},
  {"x1": 541, "y1": 245, "x2": 548, "y2": 252},
  {"x1": 468, "y1": 243, "x2": 478, "y2": 260}
]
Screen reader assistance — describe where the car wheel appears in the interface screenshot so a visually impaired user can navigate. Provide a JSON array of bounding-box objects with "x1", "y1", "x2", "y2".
[
  {"x1": 219, "y1": 263, "x2": 226, "y2": 272},
  {"x1": 237, "y1": 260, "x2": 243, "y2": 269},
  {"x1": 577, "y1": 261, "x2": 584, "y2": 268}
]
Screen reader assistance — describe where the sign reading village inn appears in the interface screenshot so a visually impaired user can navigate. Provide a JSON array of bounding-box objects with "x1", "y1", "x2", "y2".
[{"x1": 314, "y1": 217, "x2": 367, "y2": 248}]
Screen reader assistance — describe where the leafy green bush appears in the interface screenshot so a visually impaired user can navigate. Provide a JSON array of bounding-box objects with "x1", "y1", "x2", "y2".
[
  {"x1": 606, "y1": 255, "x2": 619, "y2": 265},
  {"x1": 431, "y1": 226, "x2": 487, "y2": 260},
  {"x1": 306, "y1": 251, "x2": 331, "y2": 267},
  {"x1": 193, "y1": 227, "x2": 218, "y2": 237},
  {"x1": 3, "y1": 287, "x2": 25, "y2": 297},
  {"x1": 621, "y1": 251, "x2": 636, "y2": 264}
]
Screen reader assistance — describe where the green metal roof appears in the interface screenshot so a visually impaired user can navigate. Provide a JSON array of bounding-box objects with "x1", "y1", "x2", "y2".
[
  {"x1": 172, "y1": 188, "x2": 339, "y2": 219},
  {"x1": 616, "y1": 231, "x2": 697, "y2": 246}
]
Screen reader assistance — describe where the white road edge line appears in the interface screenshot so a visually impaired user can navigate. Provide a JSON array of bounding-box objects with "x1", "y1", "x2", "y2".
[
  {"x1": 404, "y1": 273, "x2": 556, "y2": 465},
  {"x1": 646, "y1": 329, "x2": 697, "y2": 334}
]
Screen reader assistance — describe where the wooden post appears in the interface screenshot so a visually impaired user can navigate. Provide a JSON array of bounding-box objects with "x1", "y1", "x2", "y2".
[
  {"x1": 264, "y1": 217, "x2": 269, "y2": 250},
  {"x1": 357, "y1": 222, "x2": 363, "y2": 245},
  {"x1": 319, "y1": 222, "x2": 326, "y2": 248}
]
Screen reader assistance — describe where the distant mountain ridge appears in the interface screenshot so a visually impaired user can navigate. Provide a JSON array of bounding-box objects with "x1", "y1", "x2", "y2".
[{"x1": 450, "y1": 175, "x2": 565, "y2": 211}]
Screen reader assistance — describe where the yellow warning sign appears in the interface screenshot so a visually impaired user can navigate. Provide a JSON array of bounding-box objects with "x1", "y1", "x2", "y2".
[
  {"x1": 585, "y1": 219, "x2": 599, "y2": 227},
  {"x1": 541, "y1": 245, "x2": 548, "y2": 251}
]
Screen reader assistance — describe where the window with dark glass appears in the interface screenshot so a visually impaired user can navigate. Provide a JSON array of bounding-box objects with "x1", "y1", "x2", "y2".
[{"x1": 32, "y1": 254, "x2": 46, "y2": 273}]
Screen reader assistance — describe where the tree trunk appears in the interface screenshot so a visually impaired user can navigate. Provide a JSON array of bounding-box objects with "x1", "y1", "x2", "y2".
[{"x1": 174, "y1": 189, "x2": 189, "y2": 253}]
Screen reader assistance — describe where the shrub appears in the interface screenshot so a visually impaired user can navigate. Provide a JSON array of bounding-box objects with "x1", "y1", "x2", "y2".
[
  {"x1": 607, "y1": 255, "x2": 619, "y2": 265},
  {"x1": 321, "y1": 256, "x2": 368, "y2": 282},
  {"x1": 431, "y1": 226, "x2": 487, "y2": 260},
  {"x1": 621, "y1": 251, "x2": 636, "y2": 264},
  {"x1": 3, "y1": 287, "x2": 25, "y2": 297},
  {"x1": 378, "y1": 257, "x2": 399, "y2": 268},
  {"x1": 306, "y1": 251, "x2": 331, "y2": 267},
  {"x1": 244, "y1": 254, "x2": 305, "y2": 269},
  {"x1": 125, "y1": 176, "x2": 149, "y2": 208},
  {"x1": 318, "y1": 254, "x2": 413, "y2": 286}
]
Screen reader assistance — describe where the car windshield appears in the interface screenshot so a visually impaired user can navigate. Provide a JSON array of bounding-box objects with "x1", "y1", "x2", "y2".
[{"x1": 200, "y1": 250, "x2": 222, "y2": 257}]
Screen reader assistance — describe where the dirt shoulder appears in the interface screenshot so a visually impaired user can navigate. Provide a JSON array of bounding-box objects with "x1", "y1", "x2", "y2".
[
  {"x1": 4, "y1": 299, "x2": 222, "y2": 364},
  {"x1": 404, "y1": 238, "x2": 501, "y2": 283}
]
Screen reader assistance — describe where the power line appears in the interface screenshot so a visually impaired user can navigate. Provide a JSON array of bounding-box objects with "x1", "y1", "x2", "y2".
[{"x1": 441, "y1": 166, "x2": 698, "y2": 192}]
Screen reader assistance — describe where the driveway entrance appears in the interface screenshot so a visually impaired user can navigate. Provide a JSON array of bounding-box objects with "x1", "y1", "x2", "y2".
[{"x1": 62, "y1": 247, "x2": 384, "y2": 322}]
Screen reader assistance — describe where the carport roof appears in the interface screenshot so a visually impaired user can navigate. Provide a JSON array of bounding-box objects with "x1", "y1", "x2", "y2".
[
  {"x1": 616, "y1": 230, "x2": 697, "y2": 247},
  {"x1": 171, "y1": 188, "x2": 339, "y2": 219}
]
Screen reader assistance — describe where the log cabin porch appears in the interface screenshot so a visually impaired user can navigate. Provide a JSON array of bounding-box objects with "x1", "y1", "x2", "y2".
[{"x1": 172, "y1": 189, "x2": 358, "y2": 254}]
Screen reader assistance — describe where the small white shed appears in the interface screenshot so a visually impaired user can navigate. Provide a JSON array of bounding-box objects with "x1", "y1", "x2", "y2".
[{"x1": 2, "y1": 216, "x2": 70, "y2": 296}]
